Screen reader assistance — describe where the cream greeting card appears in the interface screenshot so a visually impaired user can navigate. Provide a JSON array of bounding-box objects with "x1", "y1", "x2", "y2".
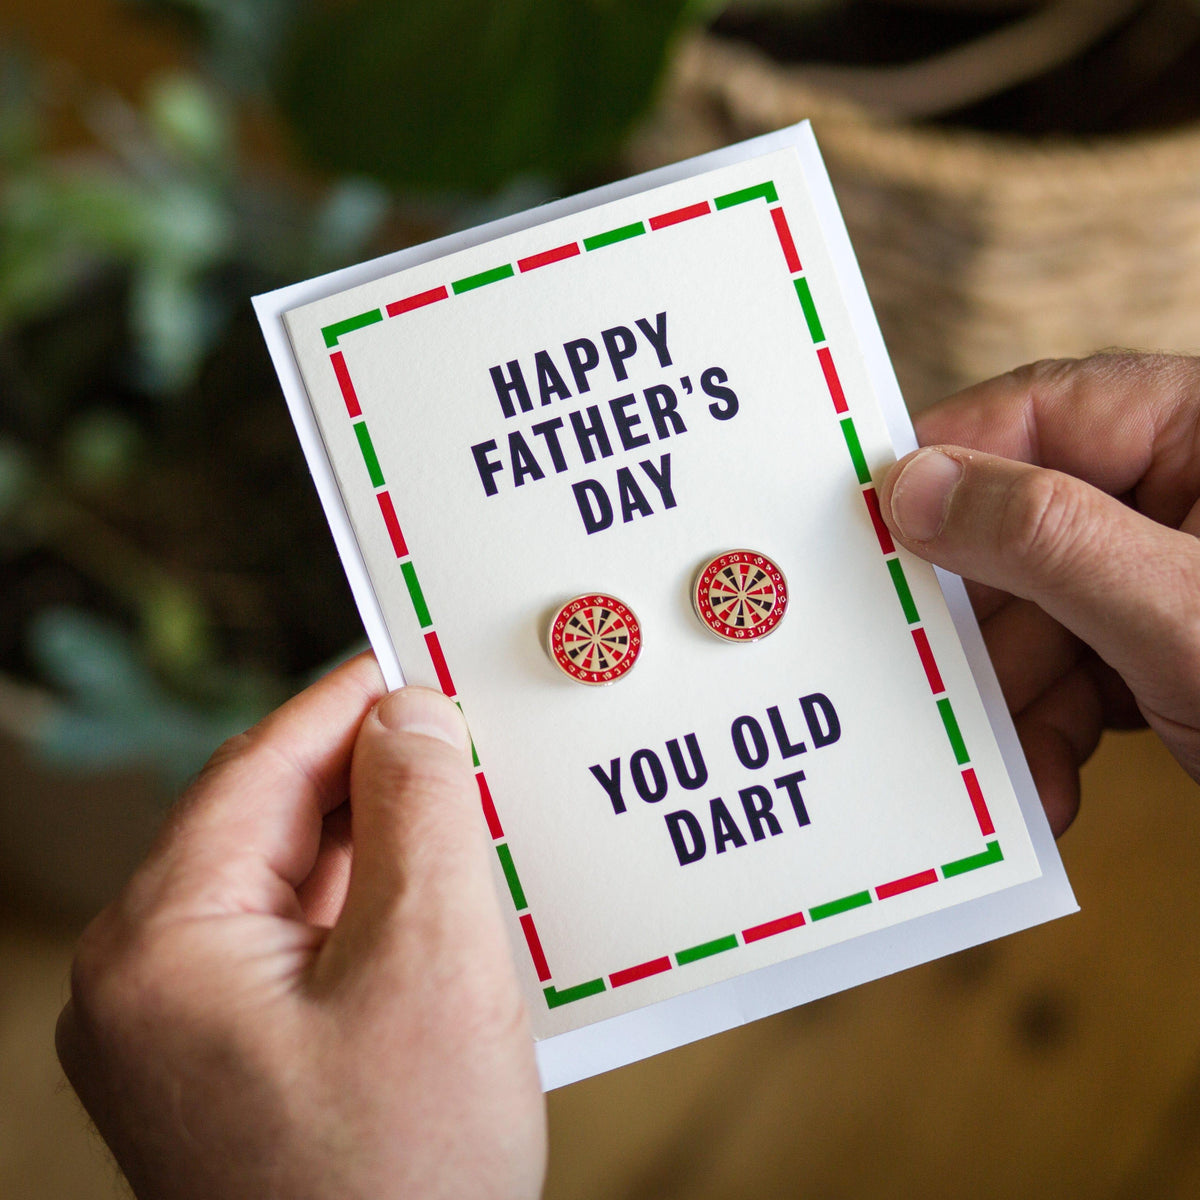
[{"x1": 256, "y1": 124, "x2": 1075, "y2": 1089}]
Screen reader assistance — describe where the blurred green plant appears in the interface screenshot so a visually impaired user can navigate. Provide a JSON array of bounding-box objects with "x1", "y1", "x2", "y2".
[
  {"x1": 277, "y1": 0, "x2": 701, "y2": 194},
  {"x1": 0, "y1": 48, "x2": 388, "y2": 781},
  {"x1": 28, "y1": 607, "x2": 255, "y2": 785},
  {"x1": 0, "y1": 54, "x2": 387, "y2": 389},
  {"x1": 143, "y1": 0, "x2": 719, "y2": 195},
  {"x1": 2, "y1": 0, "x2": 822, "y2": 784}
]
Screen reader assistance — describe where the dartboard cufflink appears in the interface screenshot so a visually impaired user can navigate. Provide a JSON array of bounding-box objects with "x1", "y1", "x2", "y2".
[
  {"x1": 693, "y1": 550, "x2": 788, "y2": 642},
  {"x1": 547, "y1": 593, "x2": 642, "y2": 685}
]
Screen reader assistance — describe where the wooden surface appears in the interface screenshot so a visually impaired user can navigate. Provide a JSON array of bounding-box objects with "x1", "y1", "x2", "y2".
[{"x1": 4, "y1": 728, "x2": 1200, "y2": 1197}]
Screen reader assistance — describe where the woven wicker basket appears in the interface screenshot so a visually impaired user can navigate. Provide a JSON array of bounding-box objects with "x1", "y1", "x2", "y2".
[{"x1": 629, "y1": 34, "x2": 1200, "y2": 407}]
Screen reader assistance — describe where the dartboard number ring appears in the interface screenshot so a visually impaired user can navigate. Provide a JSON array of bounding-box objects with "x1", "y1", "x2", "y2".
[
  {"x1": 548, "y1": 593, "x2": 642, "y2": 685},
  {"x1": 693, "y1": 550, "x2": 788, "y2": 642}
]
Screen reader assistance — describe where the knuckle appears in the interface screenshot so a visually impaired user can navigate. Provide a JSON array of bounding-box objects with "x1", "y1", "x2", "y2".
[
  {"x1": 67, "y1": 916, "x2": 141, "y2": 1034},
  {"x1": 198, "y1": 728, "x2": 257, "y2": 776},
  {"x1": 998, "y1": 468, "x2": 1091, "y2": 588},
  {"x1": 1024, "y1": 352, "x2": 1194, "y2": 428},
  {"x1": 1004, "y1": 357, "x2": 1079, "y2": 401},
  {"x1": 1000, "y1": 352, "x2": 1183, "y2": 415},
  {"x1": 67, "y1": 908, "x2": 179, "y2": 1037},
  {"x1": 1016, "y1": 357, "x2": 1077, "y2": 387},
  {"x1": 67, "y1": 919, "x2": 112, "y2": 1011},
  {"x1": 177, "y1": 729, "x2": 258, "y2": 802}
]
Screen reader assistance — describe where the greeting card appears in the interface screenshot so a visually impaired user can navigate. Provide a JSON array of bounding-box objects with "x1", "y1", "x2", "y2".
[{"x1": 256, "y1": 123, "x2": 1075, "y2": 1089}]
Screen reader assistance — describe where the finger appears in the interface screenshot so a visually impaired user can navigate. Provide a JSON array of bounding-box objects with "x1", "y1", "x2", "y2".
[
  {"x1": 878, "y1": 446, "x2": 1200, "y2": 735},
  {"x1": 912, "y1": 356, "x2": 1200, "y2": 523},
  {"x1": 54, "y1": 999, "x2": 86, "y2": 1095},
  {"x1": 1020, "y1": 661, "x2": 1106, "y2": 768},
  {"x1": 128, "y1": 652, "x2": 387, "y2": 919},
  {"x1": 1014, "y1": 720, "x2": 1080, "y2": 839},
  {"x1": 1083, "y1": 656, "x2": 1146, "y2": 730},
  {"x1": 1013, "y1": 663, "x2": 1105, "y2": 837},
  {"x1": 964, "y1": 577, "x2": 1013, "y2": 623},
  {"x1": 977, "y1": 596, "x2": 1084, "y2": 715},
  {"x1": 318, "y1": 688, "x2": 508, "y2": 986},
  {"x1": 314, "y1": 689, "x2": 541, "y2": 1163},
  {"x1": 1183, "y1": 492, "x2": 1200, "y2": 540},
  {"x1": 296, "y1": 803, "x2": 354, "y2": 928},
  {"x1": 53, "y1": 997, "x2": 114, "y2": 1123}
]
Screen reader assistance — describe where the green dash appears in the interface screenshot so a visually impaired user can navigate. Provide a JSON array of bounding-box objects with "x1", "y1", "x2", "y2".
[
  {"x1": 400, "y1": 561, "x2": 431, "y2": 627},
  {"x1": 453, "y1": 702, "x2": 481, "y2": 766},
  {"x1": 353, "y1": 421, "x2": 384, "y2": 488},
  {"x1": 583, "y1": 222, "x2": 645, "y2": 251},
  {"x1": 544, "y1": 978, "x2": 606, "y2": 1008},
  {"x1": 495, "y1": 843, "x2": 527, "y2": 910},
  {"x1": 452, "y1": 264, "x2": 514, "y2": 294},
  {"x1": 793, "y1": 277, "x2": 825, "y2": 343},
  {"x1": 322, "y1": 309, "x2": 382, "y2": 348},
  {"x1": 942, "y1": 840, "x2": 1004, "y2": 878},
  {"x1": 714, "y1": 180, "x2": 778, "y2": 209},
  {"x1": 840, "y1": 417, "x2": 871, "y2": 484},
  {"x1": 810, "y1": 890, "x2": 872, "y2": 921},
  {"x1": 676, "y1": 934, "x2": 738, "y2": 965},
  {"x1": 937, "y1": 698, "x2": 970, "y2": 765},
  {"x1": 887, "y1": 558, "x2": 920, "y2": 624}
]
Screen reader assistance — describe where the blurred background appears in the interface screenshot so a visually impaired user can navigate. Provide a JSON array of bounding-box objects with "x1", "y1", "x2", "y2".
[{"x1": 3, "y1": 0, "x2": 1200, "y2": 1194}]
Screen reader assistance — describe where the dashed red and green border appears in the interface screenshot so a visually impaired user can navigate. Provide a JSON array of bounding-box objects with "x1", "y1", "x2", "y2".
[{"x1": 318, "y1": 179, "x2": 1002, "y2": 1011}]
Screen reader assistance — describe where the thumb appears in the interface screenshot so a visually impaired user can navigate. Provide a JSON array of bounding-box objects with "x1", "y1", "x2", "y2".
[
  {"x1": 322, "y1": 687, "x2": 508, "y2": 980},
  {"x1": 878, "y1": 446, "x2": 1200, "y2": 730}
]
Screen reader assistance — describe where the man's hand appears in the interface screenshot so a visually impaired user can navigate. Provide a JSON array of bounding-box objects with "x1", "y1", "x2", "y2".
[
  {"x1": 56, "y1": 654, "x2": 547, "y2": 1200},
  {"x1": 878, "y1": 354, "x2": 1200, "y2": 835}
]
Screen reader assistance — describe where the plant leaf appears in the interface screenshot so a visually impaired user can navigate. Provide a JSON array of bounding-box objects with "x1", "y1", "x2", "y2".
[
  {"x1": 277, "y1": 0, "x2": 696, "y2": 194},
  {"x1": 29, "y1": 607, "x2": 158, "y2": 711},
  {"x1": 146, "y1": 73, "x2": 231, "y2": 167}
]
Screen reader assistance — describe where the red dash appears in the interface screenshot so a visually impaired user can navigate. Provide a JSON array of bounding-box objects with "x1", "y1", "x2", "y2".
[
  {"x1": 742, "y1": 910, "x2": 807, "y2": 943},
  {"x1": 609, "y1": 956, "x2": 673, "y2": 988},
  {"x1": 862, "y1": 487, "x2": 896, "y2": 554},
  {"x1": 519, "y1": 914, "x2": 552, "y2": 982},
  {"x1": 330, "y1": 351, "x2": 361, "y2": 418},
  {"x1": 518, "y1": 242, "x2": 580, "y2": 272},
  {"x1": 385, "y1": 285, "x2": 449, "y2": 317},
  {"x1": 476, "y1": 772, "x2": 504, "y2": 839},
  {"x1": 423, "y1": 631, "x2": 456, "y2": 697},
  {"x1": 817, "y1": 346, "x2": 848, "y2": 414},
  {"x1": 770, "y1": 206, "x2": 802, "y2": 272},
  {"x1": 963, "y1": 767, "x2": 995, "y2": 836},
  {"x1": 649, "y1": 201, "x2": 711, "y2": 230},
  {"x1": 911, "y1": 626, "x2": 946, "y2": 694},
  {"x1": 375, "y1": 490, "x2": 408, "y2": 558},
  {"x1": 876, "y1": 869, "x2": 939, "y2": 900}
]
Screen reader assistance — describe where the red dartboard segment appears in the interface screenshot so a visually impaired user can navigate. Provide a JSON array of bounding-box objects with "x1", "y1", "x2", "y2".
[
  {"x1": 547, "y1": 594, "x2": 642, "y2": 685},
  {"x1": 693, "y1": 551, "x2": 788, "y2": 641}
]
